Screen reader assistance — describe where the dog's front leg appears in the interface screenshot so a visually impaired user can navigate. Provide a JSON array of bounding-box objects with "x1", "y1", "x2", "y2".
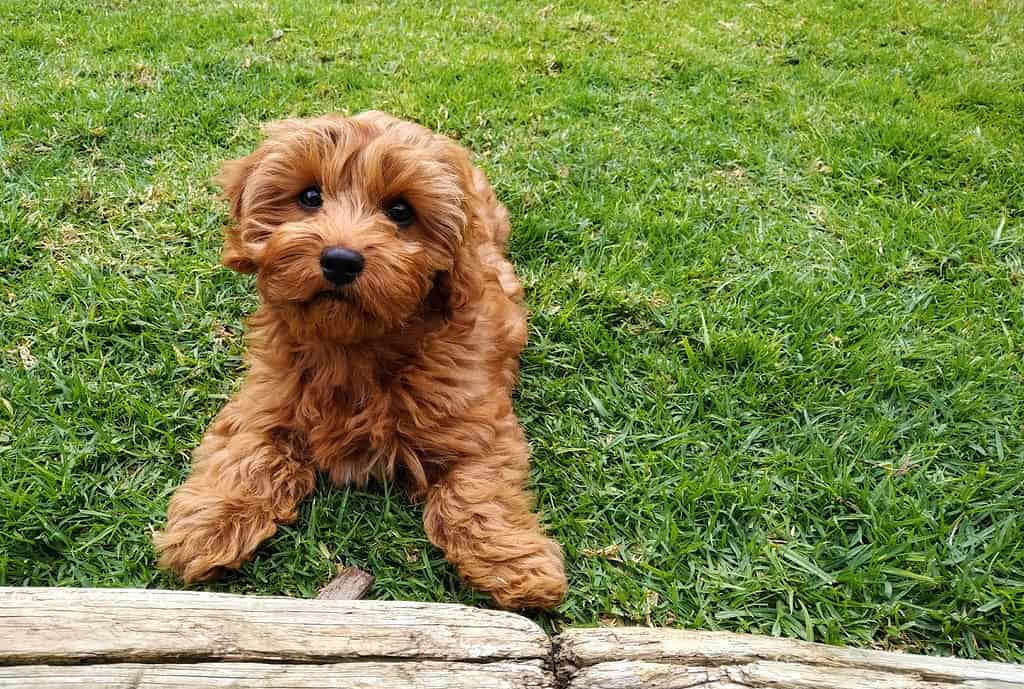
[
  {"x1": 153, "y1": 397, "x2": 316, "y2": 583},
  {"x1": 422, "y1": 412, "x2": 567, "y2": 610}
]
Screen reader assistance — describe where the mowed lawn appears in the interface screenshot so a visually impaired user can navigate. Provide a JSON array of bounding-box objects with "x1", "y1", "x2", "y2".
[{"x1": 2, "y1": 0, "x2": 1023, "y2": 661}]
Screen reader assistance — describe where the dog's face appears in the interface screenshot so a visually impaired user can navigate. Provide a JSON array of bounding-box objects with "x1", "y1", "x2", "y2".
[{"x1": 218, "y1": 112, "x2": 478, "y2": 343}]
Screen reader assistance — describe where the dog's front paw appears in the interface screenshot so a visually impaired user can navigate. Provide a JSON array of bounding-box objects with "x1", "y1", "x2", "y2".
[
  {"x1": 479, "y1": 535, "x2": 568, "y2": 610},
  {"x1": 153, "y1": 493, "x2": 278, "y2": 583},
  {"x1": 153, "y1": 528, "x2": 226, "y2": 583}
]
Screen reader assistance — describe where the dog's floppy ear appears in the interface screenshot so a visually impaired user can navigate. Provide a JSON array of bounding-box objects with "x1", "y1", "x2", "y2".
[
  {"x1": 434, "y1": 142, "x2": 489, "y2": 320},
  {"x1": 217, "y1": 154, "x2": 256, "y2": 222},
  {"x1": 434, "y1": 242, "x2": 484, "y2": 321},
  {"x1": 215, "y1": 153, "x2": 261, "y2": 274}
]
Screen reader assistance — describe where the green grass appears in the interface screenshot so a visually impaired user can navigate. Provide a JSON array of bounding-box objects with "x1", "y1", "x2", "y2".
[{"x1": 2, "y1": 0, "x2": 1024, "y2": 662}]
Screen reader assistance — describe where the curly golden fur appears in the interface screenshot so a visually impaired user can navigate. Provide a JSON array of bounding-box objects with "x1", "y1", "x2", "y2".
[{"x1": 152, "y1": 111, "x2": 567, "y2": 609}]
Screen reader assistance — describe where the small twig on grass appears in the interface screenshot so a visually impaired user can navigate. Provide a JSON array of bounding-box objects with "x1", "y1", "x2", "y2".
[{"x1": 317, "y1": 566, "x2": 375, "y2": 600}]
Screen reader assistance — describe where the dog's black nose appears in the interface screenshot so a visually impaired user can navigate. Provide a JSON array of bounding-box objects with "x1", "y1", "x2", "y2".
[{"x1": 320, "y1": 247, "x2": 365, "y2": 286}]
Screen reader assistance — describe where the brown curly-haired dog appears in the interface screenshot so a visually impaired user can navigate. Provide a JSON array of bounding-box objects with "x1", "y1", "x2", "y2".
[{"x1": 152, "y1": 111, "x2": 567, "y2": 609}]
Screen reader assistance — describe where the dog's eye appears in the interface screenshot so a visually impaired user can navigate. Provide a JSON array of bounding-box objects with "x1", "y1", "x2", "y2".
[
  {"x1": 297, "y1": 186, "x2": 323, "y2": 209},
  {"x1": 385, "y1": 199, "x2": 415, "y2": 227}
]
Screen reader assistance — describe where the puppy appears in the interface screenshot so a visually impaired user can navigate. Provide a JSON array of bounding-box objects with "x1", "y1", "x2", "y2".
[{"x1": 153, "y1": 111, "x2": 567, "y2": 609}]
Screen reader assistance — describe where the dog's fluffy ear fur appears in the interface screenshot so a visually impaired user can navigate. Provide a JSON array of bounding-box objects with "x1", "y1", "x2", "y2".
[
  {"x1": 440, "y1": 143, "x2": 488, "y2": 319},
  {"x1": 215, "y1": 153, "x2": 261, "y2": 274},
  {"x1": 432, "y1": 244, "x2": 483, "y2": 322}
]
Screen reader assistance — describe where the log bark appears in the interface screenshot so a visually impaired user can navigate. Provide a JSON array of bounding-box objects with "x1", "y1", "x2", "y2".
[
  {"x1": 0, "y1": 587, "x2": 549, "y2": 665},
  {"x1": 0, "y1": 661, "x2": 552, "y2": 688},
  {"x1": 555, "y1": 628, "x2": 1024, "y2": 689}
]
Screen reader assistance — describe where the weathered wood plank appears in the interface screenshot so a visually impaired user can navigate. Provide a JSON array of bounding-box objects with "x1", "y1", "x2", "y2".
[
  {"x1": 564, "y1": 658, "x2": 1020, "y2": 689},
  {"x1": 0, "y1": 587, "x2": 549, "y2": 665},
  {"x1": 0, "y1": 660, "x2": 552, "y2": 689},
  {"x1": 566, "y1": 660, "x2": 720, "y2": 689},
  {"x1": 556, "y1": 629, "x2": 1024, "y2": 688},
  {"x1": 731, "y1": 659, "x2": 1017, "y2": 688},
  {"x1": 2, "y1": 588, "x2": 1020, "y2": 689}
]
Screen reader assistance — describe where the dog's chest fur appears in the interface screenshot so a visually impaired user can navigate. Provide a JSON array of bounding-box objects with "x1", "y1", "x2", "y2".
[{"x1": 286, "y1": 314, "x2": 519, "y2": 493}]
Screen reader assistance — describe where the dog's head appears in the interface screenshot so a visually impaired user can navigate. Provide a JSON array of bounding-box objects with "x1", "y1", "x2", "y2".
[{"x1": 217, "y1": 111, "x2": 483, "y2": 343}]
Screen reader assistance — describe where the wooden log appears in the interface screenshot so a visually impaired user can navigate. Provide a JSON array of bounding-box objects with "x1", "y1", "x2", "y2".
[
  {"x1": 566, "y1": 660, "x2": 722, "y2": 689},
  {"x1": 555, "y1": 629, "x2": 1024, "y2": 689},
  {"x1": 0, "y1": 661, "x2": 552, "y2": 689},
  {"x1": 563, "y1": 659, "x2": 1021, "y2": 689},
  {"x1": 0, "y1": 587, "x2": 549, "y2": 666},
  {"x1": 2, "y1": 588, "x2": 1021, "y2": 688}
]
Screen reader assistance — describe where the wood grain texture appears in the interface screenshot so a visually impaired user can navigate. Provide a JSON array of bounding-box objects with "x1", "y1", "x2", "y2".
[
  {"x1": 556, "y1": 629, "x2": 1024, "y2": 688},
  {"x1": 564, "y1": 659, "x2": 1022, "y2": 689},
  {"x1": 0, "y1": 587, "x2": 549, "y2": 665},
  {"x1": 566, "y1": 660, "x2": 720, "y2": 689},
  {"x1": 0, "y1": 661, "x2": 552, "y2": 689},
  {"x1": 2, "y1": 588, "x2": 1021, "y2": 689}
]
